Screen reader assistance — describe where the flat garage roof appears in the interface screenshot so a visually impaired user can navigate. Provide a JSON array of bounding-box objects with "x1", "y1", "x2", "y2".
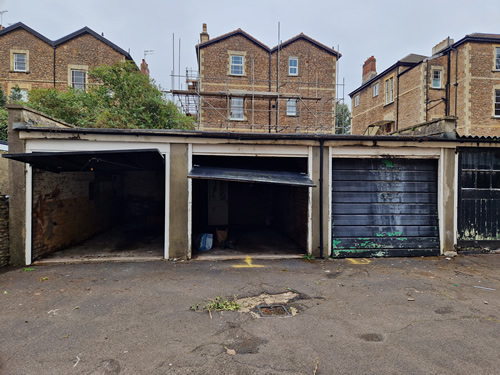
[{"x1": 2, "y1": 149, "x2": 165, "y2": 173}]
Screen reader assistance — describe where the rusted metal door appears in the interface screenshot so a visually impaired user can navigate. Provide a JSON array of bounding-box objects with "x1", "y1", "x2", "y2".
[
  {"x1": 331, "y1": 158, "x2": 440, "y2": 257},
  {"x1": 458, "y1": 149, "x2": 500, "y2": 249}
]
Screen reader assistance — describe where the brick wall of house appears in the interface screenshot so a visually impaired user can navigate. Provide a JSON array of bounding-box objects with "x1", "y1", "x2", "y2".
[
  {"x1": 270, "y1": 39, "x2": 337, "y2": 133},
  {"x1": 351, "y1": 68, "x2": 398, "y2": 135},
  {"x1": 459, "y1": 42, "x2": 500, "y2": 136},
  {"x1": 0, "y1": 195, "x2": 9, "y2": 267},
  {"x1": 32, "y1": 170, "x2": 114, "y2": 260},
  {"x1": 397, "y1": 64, "x2": 425, "y2": 129},
  {"x1": 199, "y1": 33, "x2": 337, "y2": 134},
  {"x1": 0, "y1": 25, "x2": 129, "y2": 99},
  {"x1": 200, "y1": 34, "x2": 270, "y2": 132},
  {"x1": 352, "y1": 39, "x2": 500, "y2": 137},
  {"x1": 54, "y1": 34, "x2": 126, "y2": 90},
  {"x1": 0, "y1": 28, "x2": 54, "y2": 95}
]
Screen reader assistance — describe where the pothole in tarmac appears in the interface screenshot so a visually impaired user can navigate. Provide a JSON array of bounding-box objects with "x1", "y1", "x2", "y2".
[{"x1": 191, "y1": 291, "x2": 315, "y2": 318}]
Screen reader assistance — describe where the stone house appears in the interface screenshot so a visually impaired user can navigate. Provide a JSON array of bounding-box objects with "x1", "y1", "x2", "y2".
[
  {"x1": 349, "y1": 34, "x2": 500, "y2": 137},
  {"x1": 172, "y1": 24, "x2": 341, "y2": 134},
  {"x1": 0, "y1": 22, "x2": 133, "y2": 100}
]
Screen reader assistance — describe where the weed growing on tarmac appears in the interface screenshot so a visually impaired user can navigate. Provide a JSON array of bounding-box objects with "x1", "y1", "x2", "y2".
[
  {"x1": 190, "y1": 296, "x2": 240, "y2": 313},
  {"x1": 302, "y1": 254, "x2": 315, "y2": 260}
]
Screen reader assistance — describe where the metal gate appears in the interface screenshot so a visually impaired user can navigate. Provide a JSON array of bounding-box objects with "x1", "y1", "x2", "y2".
[
  {"x1": 331, "y1": 158, "x2": 440, "y2": 257},
  {"x1": 458, "y1": 148, "x2": 500, "y2": 249}
]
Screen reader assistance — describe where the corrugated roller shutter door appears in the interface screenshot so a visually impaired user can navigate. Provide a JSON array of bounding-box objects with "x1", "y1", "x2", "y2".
[{"x1": 332, "y1": 158, "x2": 440, "y2": 257}]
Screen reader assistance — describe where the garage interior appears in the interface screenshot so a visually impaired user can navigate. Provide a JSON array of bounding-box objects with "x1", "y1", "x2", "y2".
[
  {"x1": 190, "y1": 155, "x2": 313, "y2": 258},
  {"x1": 6, "y1": 150, "x2": 166, "y2": 263}
]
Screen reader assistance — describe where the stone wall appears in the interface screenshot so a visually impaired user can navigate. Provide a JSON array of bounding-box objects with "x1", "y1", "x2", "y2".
[
  {"x1": 32, "y1": 170, "x2": 114, "y2": 260},
  {"x1": 0, "y1": 195, "x2": 9, "y2": 267},
  {"x1": 199, "y1": 33, "x2": 337, "y2": 133},
  {"x1": 0, "y1": 26, "x2": 128, "y2": 96},
  {"x1": 0, "y1": 28, "x2": 54, "y2": 95},
  {"x1": 351, "y1": 40, "x2": 500, "y2": 137}
]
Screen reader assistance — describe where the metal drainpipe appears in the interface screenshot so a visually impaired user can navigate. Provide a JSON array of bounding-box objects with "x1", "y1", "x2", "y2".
[
  {"x1": 453, "y1": 46, "x2": 458, "y2": 129},
  {"x1": 53, "y1": 46, "x2": 56, "y2": 87},
  {"x1": 319, "y1": 139, "x2": 324, "y2": 259},
  {"x1": 268, "y1": 51, "x2": 272, "y2": 132},
  {"x1": 446, "y1": 48, "x2": 451, "y2": 116},
  {"x1": 396, "y1": 68, "x2": 400, "y2": 130}
]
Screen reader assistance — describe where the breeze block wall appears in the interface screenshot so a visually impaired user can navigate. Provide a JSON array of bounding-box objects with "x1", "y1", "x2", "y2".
[
  {"x1": 0, "y1": 195, "x2": 9, "y2": 267},
  {"x1": 32, "y1": 169, "x2": 114, "y2": 260}
]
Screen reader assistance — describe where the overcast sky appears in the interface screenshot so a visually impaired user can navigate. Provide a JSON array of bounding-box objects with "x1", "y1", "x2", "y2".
[{"x1": 1, "y1": 0, "x2": 499, "y2": 108}]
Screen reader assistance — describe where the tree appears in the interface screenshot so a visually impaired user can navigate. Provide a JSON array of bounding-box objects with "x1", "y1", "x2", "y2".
[
  {"x1": 0, "y1": 87, "x2": 6, "y2": 107},
  {"x1": 0, "y1": 88, "x2": 7, "y2": 141},
  {"x1": 335, "y1": 103, "x2": 351, "y2": 135},
  {"x1": 27, "y1": 61, "x2": 194, "y2": 130}
]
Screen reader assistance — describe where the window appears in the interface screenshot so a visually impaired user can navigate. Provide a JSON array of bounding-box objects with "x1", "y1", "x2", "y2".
[
  {"x1": 354, "y1": 95, "x2": 360, "y2": 107},
  {"x1": 14, "y1": 53, "x2": 27, "y2": 72},
  {"x1": 432, "y1": 69, "x2": 442, "y2": 88},
  {"x1": 289, "y1": 57, "x2": 298, "y2": 76},
  {"x1": 495, "y1": 89, "x2": 500, "y2": 117},
  {"x1": 495, "y1": 47, "x2": 500, "y2": 71},
  {"x1": 71, "y1": 70, "x2": 86, "y2": 90},
  {"x1": 385, "y1": 77, "x2": 394, "y2": 104},
  {"x1": 10, "y1": 87, "x2": 28, "y2": 102},
  {"x1": 230, "y1": 97, "x2": 244, "y2": 120},
  {"x1": 19, "y1": 89, "x2": 28, "y2": 102},
  {"x1": 230, "y1": 55, "x2": 244, "y2": 75},
  {"x1": 287, "y1": 99, "x2": 297, "y2": 115},
  {"x1": 372, "y1": 83, "x2": 379, "y2": 97}
]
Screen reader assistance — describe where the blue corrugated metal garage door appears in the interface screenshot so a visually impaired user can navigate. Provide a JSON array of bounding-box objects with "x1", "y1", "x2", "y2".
[{"x1": 331, "y1": 158, "x2": 440, "y2": 257}]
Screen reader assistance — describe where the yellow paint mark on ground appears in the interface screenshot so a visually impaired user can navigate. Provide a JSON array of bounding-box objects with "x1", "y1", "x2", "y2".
[
  {"x1": 347, "y1": 258, "x2": 371, "y2": 265},
  {"x1": 233, "y1": 256, "x2": 265, "y2": 268}
]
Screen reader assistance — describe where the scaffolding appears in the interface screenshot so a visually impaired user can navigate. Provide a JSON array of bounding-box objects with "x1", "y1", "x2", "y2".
[{"x1": 171, "y1": 65, "x2": 346, "y2": 134}]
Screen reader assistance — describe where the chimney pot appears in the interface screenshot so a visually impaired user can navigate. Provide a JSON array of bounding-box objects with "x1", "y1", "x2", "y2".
[{"x1": 200, "y1": 23, "x2": 209, "y2": 43}]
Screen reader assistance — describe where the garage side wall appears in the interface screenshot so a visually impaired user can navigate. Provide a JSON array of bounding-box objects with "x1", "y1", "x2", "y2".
[{"x1": 32, "y1": 170, "x2": 114, "y2": 260}]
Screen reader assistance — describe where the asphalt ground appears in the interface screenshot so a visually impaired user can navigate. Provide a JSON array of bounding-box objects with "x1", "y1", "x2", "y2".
[{"x1": 1, "y1": 255, "x2": 499, "y2": 374}]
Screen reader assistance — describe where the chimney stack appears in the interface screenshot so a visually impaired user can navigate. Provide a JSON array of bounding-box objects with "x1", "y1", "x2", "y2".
[
  {"x1": 362, "y1": 56, "x2": 377, "y2": 84},
  {"x1": 140, "y1": 59, "x2": 150, "y2": 76},
  {"x1": 200, "y1": 23, "x2": 209, "y2": 43}
]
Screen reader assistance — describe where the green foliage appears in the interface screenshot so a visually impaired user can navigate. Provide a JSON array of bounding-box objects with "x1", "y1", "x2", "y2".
[
  {"x1": 335, "y1": 103, "x2": 351, "y2": 134},
  {"x1": 9, "y1": 85, "x2": 23, "y2": 103},
  {"x1": 301, "y1": 253, "x2": 315, "y2": 260},
  {"x1": 0, "y1": 87, "x2": 7, "y2": 107},
  {"x1": 0, "y1": 107, "x2": 7, "y2": 141},
  {"x1": 190, "y1": 296, "x2": 240, "y2": 312},
  {"x1": 26, "y1": 61, "x2": 194, "y2": 130}
]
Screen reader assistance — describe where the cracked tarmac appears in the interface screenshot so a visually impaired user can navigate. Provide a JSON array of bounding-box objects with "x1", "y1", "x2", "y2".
[{"x1": 1, "y1": 255, "x2": 500, "y2": 374}]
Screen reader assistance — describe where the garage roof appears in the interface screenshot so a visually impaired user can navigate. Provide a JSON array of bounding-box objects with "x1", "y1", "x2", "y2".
[
  {"x1": 2, "y1": 149, "x2": 164, "y2": 173},
  {"x1": 188, "y1": 166, "x2": 315, "y2": 187}
]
